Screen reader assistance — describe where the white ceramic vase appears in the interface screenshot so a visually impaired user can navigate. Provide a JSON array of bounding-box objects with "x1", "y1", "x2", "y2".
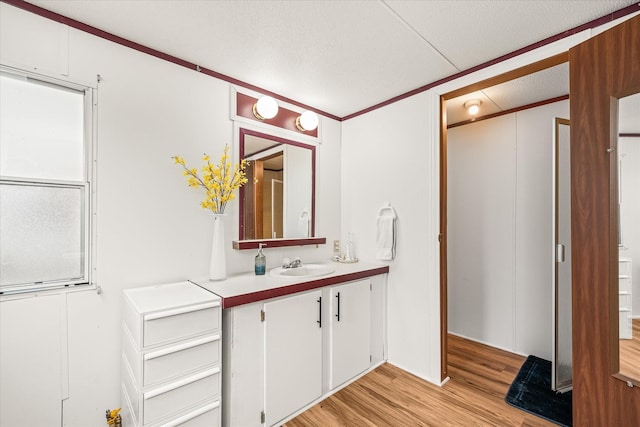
[{"x1": 209, "y1": 214, "x2": 227, "y2": 281}]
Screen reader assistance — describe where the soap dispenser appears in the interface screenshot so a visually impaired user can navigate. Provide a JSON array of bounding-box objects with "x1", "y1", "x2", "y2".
[{"x1": 255, "y1": 243, "x2": 266, "y2": 275}]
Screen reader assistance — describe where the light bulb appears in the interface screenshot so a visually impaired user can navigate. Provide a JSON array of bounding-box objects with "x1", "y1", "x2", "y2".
[
  {"x1": 464, "y1": 99, "x2": 482, "y2": 116},
  {"x1": 253, "y1": 96, "x2": 278, "y2": 120},
  {"x1": 296, "y1": 111, "x2": 319, "y2": 131}
]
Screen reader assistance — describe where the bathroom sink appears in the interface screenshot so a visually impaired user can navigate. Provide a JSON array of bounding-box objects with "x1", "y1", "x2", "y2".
[{"x1": 270, "y1": 264, "x2": 335, "y2": 279}]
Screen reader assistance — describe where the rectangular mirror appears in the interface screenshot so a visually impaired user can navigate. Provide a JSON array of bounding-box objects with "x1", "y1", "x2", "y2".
[
  {"x1": 234, "y1": 128, "x2": 325, "y2": 250},
  {"x1": 616, "y1": 91, "x2": 640, "y2": 385}
]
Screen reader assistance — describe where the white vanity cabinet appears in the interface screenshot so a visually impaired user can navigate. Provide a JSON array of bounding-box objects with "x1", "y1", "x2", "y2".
[
  {"x1": 328, "y1": 279, "x2": 371, "y2": 390},
  {"x1": 121, "y1": 281, "x2": 222, "y2": 427},
  {"x1": 264, "y1": 290, "x2": 323, "y2": 426},
  {"x1": 208, "y1": 269, "x2": 386, "y2": 427}
]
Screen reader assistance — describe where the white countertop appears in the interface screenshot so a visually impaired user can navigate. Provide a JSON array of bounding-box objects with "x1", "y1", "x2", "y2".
[
  {"x1": 123, "y1": 281, "x2": 220, "y2": 313},
  {"x1": 191, "y1": 261, "x2": 389, "y2": 308}
]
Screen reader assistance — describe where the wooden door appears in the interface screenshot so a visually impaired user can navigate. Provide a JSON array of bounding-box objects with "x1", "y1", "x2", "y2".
[
  {"x1": 570, "y1": 15, "x2": 640, "y2": 425},
  {"x1": 243, "y1": 160, "x2": 263, "y2": 239}
]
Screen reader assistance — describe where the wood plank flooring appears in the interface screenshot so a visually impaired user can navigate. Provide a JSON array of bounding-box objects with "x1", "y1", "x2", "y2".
[
  {"x1": 285, "y1": 335, "x2": 557, "y2": 426},
  {"x1": 619, "y1": 318, "x2": 640, "y2": 380}
]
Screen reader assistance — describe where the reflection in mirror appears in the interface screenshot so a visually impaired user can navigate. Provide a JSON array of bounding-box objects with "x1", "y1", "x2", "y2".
[
  {"x1": 238, "y1": 128, "x2": 315, "y2": 242},
  {"x1": 617, "y1": 92, "x2": 640, "y2": 383}
]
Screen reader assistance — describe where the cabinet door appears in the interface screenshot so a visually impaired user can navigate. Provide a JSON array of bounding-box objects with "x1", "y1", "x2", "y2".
[
  {"x1": 329, "y1": 280, "x2": 371, "y2": 389},
  {"x1": 1, "y1": 294, "x2": 64, "y2": 427},
  {"x1": 264, "y1": 290, "x2": 322, "y2": 426}
]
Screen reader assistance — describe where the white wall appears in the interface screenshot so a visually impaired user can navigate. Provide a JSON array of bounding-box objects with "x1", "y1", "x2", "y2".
[
  {"x1": 341, "y1": 91, "x2": 442, "y2": 382},
  {"x1": 447, "y1": 100, "x2": 569, "y2": 360},
  {"x1": 447, "y1": 115, "x2": 517, "y2": 352},
  {"x1": 515, "y1": 104, "x2": 569, "y2": 357},
  {"x1": 0, "y1": 4, "x2": 341, "y2": 426}
]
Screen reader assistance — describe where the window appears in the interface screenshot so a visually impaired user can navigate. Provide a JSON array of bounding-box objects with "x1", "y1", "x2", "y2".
[{"x1": 0, "y1": 69, "x2": 93, "y2": 294}]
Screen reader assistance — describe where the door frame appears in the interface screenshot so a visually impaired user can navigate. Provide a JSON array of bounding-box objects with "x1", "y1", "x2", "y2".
[{"x1": 439, "y1": 53, "x2": 568, "y2": 381}]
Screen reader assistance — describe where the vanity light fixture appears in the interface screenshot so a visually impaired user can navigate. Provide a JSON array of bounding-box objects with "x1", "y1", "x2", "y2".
[
  {"x1": 464, "y1": 99, "x2": 482, "y2": 116},
  {"x1": 253, "y1": 96, "x2": 279, "y2": 120},
  {"x1": 295, "y1": 110, "x2": 319, "y2": 132}
]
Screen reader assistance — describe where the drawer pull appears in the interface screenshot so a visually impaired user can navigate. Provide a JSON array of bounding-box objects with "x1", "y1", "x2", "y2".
[
  {"x1": 144, "y1": 334, "x2": 220, "y2": 361},
  {"x1": 157, "y1": 400, "x2": 220, "y2": 427},
  {"x1": 144, "y1": 367, "x2": 220, "y2": 400},
  {"x1": 145, "y1": 301, "x2": 220, "y2": 321}
]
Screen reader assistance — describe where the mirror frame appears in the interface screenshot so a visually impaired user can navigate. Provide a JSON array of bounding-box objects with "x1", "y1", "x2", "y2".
[{"x1": 233, "y1": 127, "x2": 326, "y2": 250}]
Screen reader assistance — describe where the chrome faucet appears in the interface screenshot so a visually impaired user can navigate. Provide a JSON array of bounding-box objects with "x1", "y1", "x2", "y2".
[{"x1": 282, "y1": 257, "x2": 302, "y2": 269}]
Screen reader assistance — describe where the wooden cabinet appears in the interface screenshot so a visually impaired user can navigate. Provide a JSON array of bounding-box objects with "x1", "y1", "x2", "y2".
[
  {"x1": 121, "y1": 282, "x2": 221, "y2": 427},
  {"x1": 328, "y1": 279, "x2": 371, "y2": 389},
  {"x1": 264, "y1": 290, "x2": 323, "y2": 426}
]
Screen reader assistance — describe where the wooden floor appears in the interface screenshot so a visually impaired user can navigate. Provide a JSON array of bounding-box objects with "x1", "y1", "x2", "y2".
[
  {"x1": 285, "y1": 335, "x2": 557, "y2": 427},
  {"x1": 619, "y1": 318, "x2": 640, "y2": 380}
]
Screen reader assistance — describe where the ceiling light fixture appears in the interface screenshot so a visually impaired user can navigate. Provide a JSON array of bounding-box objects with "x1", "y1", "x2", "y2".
[
  {"x1": 464, "y1": 99, "x2": 482, "y2": 116},
  {"x1": 295, "y1": 111, "x2": 319, "y2": 132},
  {"x1": 253, "y1": 96, "x2": 279, "y2": 120}
]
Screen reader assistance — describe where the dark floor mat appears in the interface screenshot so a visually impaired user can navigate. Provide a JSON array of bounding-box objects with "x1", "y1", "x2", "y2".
[{"x1": 505, "y1": 355, "x2": 572, "y2": 426}]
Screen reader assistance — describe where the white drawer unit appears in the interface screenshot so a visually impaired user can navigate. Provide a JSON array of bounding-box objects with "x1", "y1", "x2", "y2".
[
  {"x1": 619, "y1": 257, "x2": 633, "y2": 340},
  {"x1": 123, "y1": 327, "x2": 221, "y2": 388},
  {"x1": 122, "y1": 281, "x2": 221, "y2": 427}
]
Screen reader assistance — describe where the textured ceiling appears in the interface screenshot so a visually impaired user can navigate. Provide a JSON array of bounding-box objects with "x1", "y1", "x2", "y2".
[{"x1": 22, "y1": 0, "x2": 638, "y2": 118}]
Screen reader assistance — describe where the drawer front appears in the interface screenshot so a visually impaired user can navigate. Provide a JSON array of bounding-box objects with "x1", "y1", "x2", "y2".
[
  {"x1": 156, "y1": 400, "x2": 220, "y2": 427},
  {"x1": 143, "y1": 367, "x2": 220, "y2": 425},
  {"x1": 144, "y1": 334, "x2": 221, "y2": 387},
  {"x1": 619, "y1": 277, "x2": 632, "y2": 294},
  {"x1": 143, "y1": 303, "x2": 220, "y2": 348},
  {"x1": 122, "y1": 360, "x2": 141, "y2": 426},
  {"x1": 619, "y1": 259, "x2": 632, "y2": 277},
  {"x1": 122, "y1": 325, "x2": 142, "y2": 388},
  {"x1": 123, "y1": 299, "x2": 143, "y2": 350},
  {"x1": 619, "y1": 293, "x2": 632, "y2": 310},
  {"x1": 619, "y1": 309, "x2": 632, "y2": 339}
]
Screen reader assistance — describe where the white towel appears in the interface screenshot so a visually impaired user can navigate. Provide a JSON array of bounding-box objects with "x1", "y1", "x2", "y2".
[
  {"x1": 376, "y1": 215, "x2": 396, "y2": 260},
  {"x1": 298, "y1": 209, "x2": 310, "y2": 237}
]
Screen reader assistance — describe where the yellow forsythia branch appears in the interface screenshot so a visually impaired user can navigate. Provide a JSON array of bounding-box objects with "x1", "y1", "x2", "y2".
[{"x1": 172, "y1": 145, "x2": 249, "y2": 214}]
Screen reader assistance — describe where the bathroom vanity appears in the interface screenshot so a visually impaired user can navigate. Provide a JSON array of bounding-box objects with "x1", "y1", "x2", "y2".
[{"x1": 193, "y1": 261, "x2": 389, "y2": 427}]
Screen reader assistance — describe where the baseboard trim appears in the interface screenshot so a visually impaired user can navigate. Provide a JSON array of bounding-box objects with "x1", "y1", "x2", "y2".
[{"x1": 448, "y1": 332, "x2": 530, "y2": 358}]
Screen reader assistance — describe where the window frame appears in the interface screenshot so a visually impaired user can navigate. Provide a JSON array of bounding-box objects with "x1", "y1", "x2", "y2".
[{"x1": 0, "y1": 67, "x2": 96, "y2": 295}]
